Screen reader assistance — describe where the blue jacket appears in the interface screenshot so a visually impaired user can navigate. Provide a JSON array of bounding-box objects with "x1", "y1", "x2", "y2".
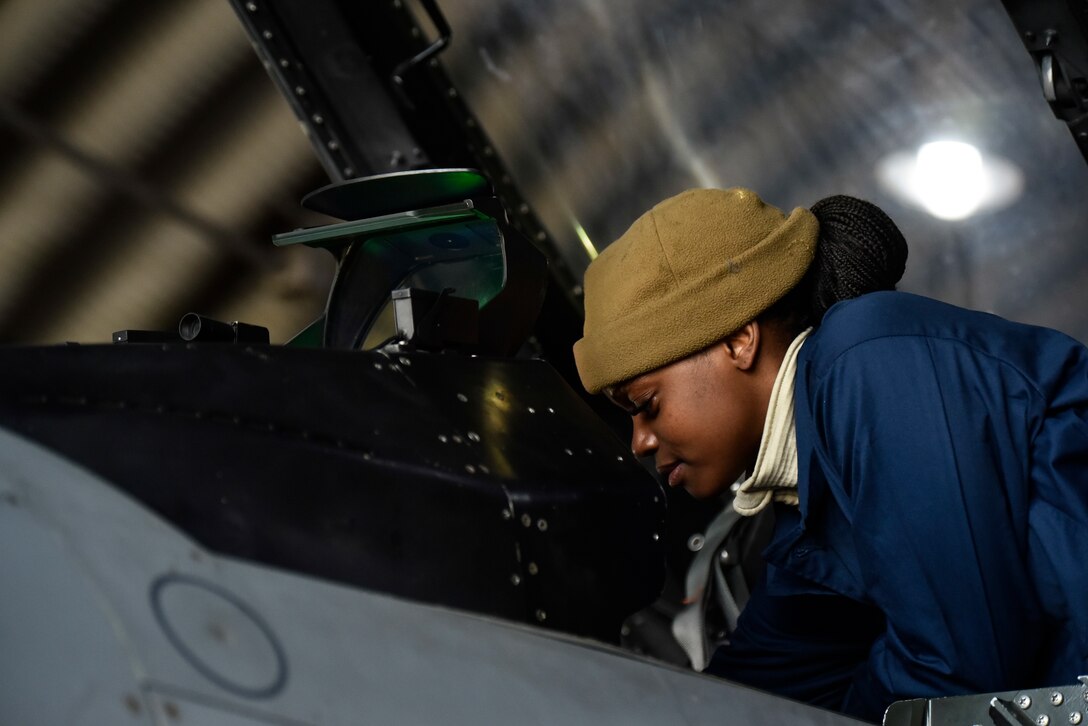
[{"x1": 709, "y1": 292, "x2": 1088, "y2": 722}]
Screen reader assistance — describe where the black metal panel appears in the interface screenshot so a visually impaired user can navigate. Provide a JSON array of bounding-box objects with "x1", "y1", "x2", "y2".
[
  {"x1": 0, "y1": 344, "x2": 665, "y2": 642},
  {"x1": 1001, "y1": 0, "x2": 1088, "y2": 163},
  {"x1": 227, "y1": 0, "x2": 428, "y2": 180}
]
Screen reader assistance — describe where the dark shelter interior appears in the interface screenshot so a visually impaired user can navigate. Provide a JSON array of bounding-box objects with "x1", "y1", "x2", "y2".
[{"x1": 0, "y1": 1, "x2": 1086, "y2": 724}]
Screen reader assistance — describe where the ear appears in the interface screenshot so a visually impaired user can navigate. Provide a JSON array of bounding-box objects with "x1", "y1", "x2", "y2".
[{"x1": 722, "y1": 321, "x2": 761, "y2": 371}]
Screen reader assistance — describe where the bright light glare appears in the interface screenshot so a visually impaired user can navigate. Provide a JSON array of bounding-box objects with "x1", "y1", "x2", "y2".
[
  {"x1": 913, "y1": 141, "x2": 986, "y2": 220},
  {"x1": 876, "y1": 140, "x2": 1023, "y2": 222}
]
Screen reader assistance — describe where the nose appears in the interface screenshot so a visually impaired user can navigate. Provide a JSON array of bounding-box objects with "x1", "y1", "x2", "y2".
[{"x1": 630, "y1": 416, "x2": 658, "y2": 458}]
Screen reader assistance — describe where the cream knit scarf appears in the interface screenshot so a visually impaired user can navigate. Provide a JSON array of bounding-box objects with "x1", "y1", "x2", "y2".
[{"x1": 732, "y1": 329, "x2": 811, "y2": 516}]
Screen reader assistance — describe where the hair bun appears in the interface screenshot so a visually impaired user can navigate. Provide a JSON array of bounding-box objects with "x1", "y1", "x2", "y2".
[{"x1": 809, "y1": 195, "x2": 908, "y2": 320}]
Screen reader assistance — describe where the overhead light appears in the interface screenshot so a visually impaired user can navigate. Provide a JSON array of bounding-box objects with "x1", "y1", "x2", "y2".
[{"x1": 876, "y1": 140, "x2": 1023, "y2": 221}]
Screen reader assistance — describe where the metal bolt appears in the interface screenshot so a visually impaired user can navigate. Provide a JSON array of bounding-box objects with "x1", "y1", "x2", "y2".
[
  {"x1": 479, "y1": 465, "x2": 490, "y2": 474},
  {"x1": 398, "y1": 356, "x2": 411, "y2": 366},
  {"x1": 295, "y1": 85, "x2": 306, "y2": 96},
  {"x1": 547, "y1": 407, "x2": 555, "y2": 414},
  {"x1": 438, "y1": 434, "x2": 448, "y2": 443},
  {"x1": 465, "y1": 465, "x2": 476, "y2": 474},
  {"x1": 510, "y1": 574, "x2": 521, "y2": 586},
  {"x1": 720, "y1": 550, "x2": 731, "y2": 563},
  {"x1": 262, "y1": 30, "x2": 273, "y2": 39},
  {"x1": 616, "y1": 455, "x2": 624, "y2": 462},
  {"x1": 1038, "y1": 715, "x2": 1050, "y2": 726},
  {"x1": 501, "y1": 508, "x2": 512, "y2": 520},
  {"x1": 520, "y1": 513, "x2": 532, "y2": 527},
  {"x1": 527, "y1": 562, "x2": 539, "y2": 575},
  {"x1": 373, "y1": 362, "x2": 383, "y2": 370},
  {"x1": 564, "y1": 448, "x2": 573, "y2": 456},
  {"x1": 457, "y1": 393, "x2": 468, "y2": 403},
  {"x1": 245, "y1": 1, "x2": 257, "y2": 11},
  {"x1": 467, "y1": 431, "x2": 480, "y2": 442},
  {"x1": 1068, "y1": 712, "x2": 1082, "y2": 725},
  {"x1": 535, "y1": 609, "x2": 547, "y2": 622},
  {"x1": 279, "y1": 58, "x2": 290, "y2": 68},
  {"x1": 585, "y1": 448, "x2": 593, "y2": 455},
  {"x1": 452, "y1": 435, "x2": 463, "y2": 444},
  {"x1": 527, "y1": 406, "x2": 536, "y2": 414},
  {"x1": 651, "y1": 533, "x2": 660, "y2": 541},
  {"x1": 312, "y1": 114, "x2": 324, "y2": 124},
  {"x1": 1053, "y1": 694, "x2": 1065, "y2": 707},
  {"x1": 537, "y1": 519, "x2": 548, "y2": 531},
  {"x1": 1018, "y1": 695, "x2": 1033, "y2": 710},
  {"x1": 687, "y1": 534, "x2": 705, "y2": 551}
]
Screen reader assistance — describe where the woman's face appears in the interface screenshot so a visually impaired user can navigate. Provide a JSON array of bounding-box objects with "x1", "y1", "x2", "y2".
[{"x1": 605, "y1": 325, "x2": 774, "y2": 499}]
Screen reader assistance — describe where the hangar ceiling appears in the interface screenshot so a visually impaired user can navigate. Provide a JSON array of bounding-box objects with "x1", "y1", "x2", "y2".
[
  {"x1": 0, "y1": 0, "x2": 331, "y2": 344},
  {"x1": 1, "y1": 0, "x2": 1086, "y2": 346}
]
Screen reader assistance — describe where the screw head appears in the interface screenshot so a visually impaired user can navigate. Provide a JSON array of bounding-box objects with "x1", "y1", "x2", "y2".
[
  {"x1": 537, "y1": 519, "x2": 548, "y2": 532},
  {"x1": 456, "y1": 393, "x2": 468, "y2": 403},
  {"x1": 535, "y1": 609, "x2": 547, "y2": 622},
  {"x1": 520, "y1": 513, "x2": 532, "y2": 527},
  {"x1": 1018, "y1": 695, "x2": 1033, "y2": 710},
  {"x1": 1037, "y1": 715, "x2": 1050, "y2": 726},
  {"x1": 467, "y1": 431, "x2": 480, "y2": 442},
  {"x1": 1052, "y1": 693, "x2": 1065, "y2": 707},
  {"x1": 527, "y1": 562, "x2": 539, "y2": 575},
  {"x1": 501, "y1": 508, "x2": 512, "y2": 520},
  {"x1": 687, "y1": 534, "x2": 705, "y2": 552},
  {"x1": 720, "y1": 549, "x2": 731, "y2": 563},
  {"x1": 510, "y1": 574, "x2": 521, "y2": 586},
  {"x1": 1068, "y1": 712, "x2": 1082, "y2": 725}
]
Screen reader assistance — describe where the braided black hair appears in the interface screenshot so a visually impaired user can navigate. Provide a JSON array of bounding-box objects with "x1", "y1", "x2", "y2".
[{"x1": 763, "y1": 194, "x2": 908, "y2": 332}]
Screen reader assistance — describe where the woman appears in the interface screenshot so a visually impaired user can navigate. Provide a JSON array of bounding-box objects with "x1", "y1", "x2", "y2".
[{"x1": 572, "y1": 188, "x2": 1088, "y2": 722}]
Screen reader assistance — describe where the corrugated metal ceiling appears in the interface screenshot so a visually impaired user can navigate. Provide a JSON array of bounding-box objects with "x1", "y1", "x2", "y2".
[
  {"x1": 2, "y1": 0, "x2": 1086, "y2": 347},
  {"x1": 0, "y1": 0, "x2": 332, "y2": 344}
]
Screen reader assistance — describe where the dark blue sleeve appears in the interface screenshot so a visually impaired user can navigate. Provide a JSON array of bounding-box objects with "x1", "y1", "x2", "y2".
[
  {"x1": 706, "y1": 563, "x2": 884, "y2": 717},
  {"x1": 812, "y1": 336, "x2": 1045, "y2": 715}
]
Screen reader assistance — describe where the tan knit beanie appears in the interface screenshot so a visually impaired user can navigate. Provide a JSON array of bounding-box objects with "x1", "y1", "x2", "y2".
[{"x1": 573, "y1": 188, "x2": 818, "y2": 394}]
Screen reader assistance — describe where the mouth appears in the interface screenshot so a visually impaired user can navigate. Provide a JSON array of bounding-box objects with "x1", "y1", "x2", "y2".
[{"x1": 656, "y1": 461, "x2": 684, "y2": 488}]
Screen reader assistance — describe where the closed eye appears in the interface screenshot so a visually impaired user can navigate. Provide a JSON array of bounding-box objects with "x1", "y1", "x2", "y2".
[{"x1": 630, "y1": 393, "x2": 656, "y2": 417}]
